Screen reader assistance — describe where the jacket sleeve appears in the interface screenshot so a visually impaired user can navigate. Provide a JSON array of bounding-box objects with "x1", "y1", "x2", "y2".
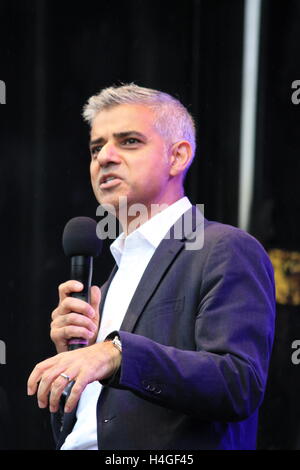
[{"x1": 102, "y1": 229, "x2": 276, "y2": 422}]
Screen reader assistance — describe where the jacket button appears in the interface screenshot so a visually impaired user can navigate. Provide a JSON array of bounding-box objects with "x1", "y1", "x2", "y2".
[
  {"x1": 141, "y1": 380, "x2": 148, "y2": 389},
  {"x1": 142, "y1": 380, "x2": 151, "y2": 390},
  {"x1": 102, "y1": 416, "x2": 115, "y2": 423}
]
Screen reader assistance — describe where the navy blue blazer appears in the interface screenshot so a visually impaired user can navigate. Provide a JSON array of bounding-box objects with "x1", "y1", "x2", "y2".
[{"x1": 53, "y1": 209, "x2": 275, "y2": 450}]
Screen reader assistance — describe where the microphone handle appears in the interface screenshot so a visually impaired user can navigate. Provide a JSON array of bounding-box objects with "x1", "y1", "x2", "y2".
[
  {"x1": 61, "y1": 256, "x2": 94, "y2": 408},
  {"x1": 68, "y1": 255, "x2": 93, "y2": 351}
]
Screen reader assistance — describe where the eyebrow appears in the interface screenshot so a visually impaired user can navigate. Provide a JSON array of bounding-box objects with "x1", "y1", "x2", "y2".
[{"x1": 89, "y1": 131, "x2": 147, "y2": 147}]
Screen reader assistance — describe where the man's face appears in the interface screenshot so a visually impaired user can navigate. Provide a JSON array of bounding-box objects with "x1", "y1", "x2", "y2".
[{"x1": 89, "y1": 103, "x2": 175, "y2": 213}]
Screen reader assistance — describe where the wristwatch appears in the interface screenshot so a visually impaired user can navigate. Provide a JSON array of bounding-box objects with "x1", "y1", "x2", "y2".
[{"x1": 111, "y1": 335, "x2": 122, "y2": 353}]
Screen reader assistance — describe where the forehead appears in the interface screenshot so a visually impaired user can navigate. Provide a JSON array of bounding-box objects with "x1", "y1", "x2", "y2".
[{"x1": 90, "y1": 103, "x2": 156, "y2": 139}]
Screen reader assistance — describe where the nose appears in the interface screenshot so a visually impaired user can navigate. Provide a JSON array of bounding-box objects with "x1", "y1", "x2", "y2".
[{"x1": 96, "y1": 142, "x2": 121, "y2": 167}]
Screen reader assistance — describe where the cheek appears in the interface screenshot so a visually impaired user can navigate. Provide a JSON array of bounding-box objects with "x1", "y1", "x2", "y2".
[
  {"x1": 90, "y1": 162, "x2": 97, "y2": 182},
  {"x1": 135, "y1": 153, "x2": 166, "y2": 177},
  {"x1": 132, "y1": 167, "x2": 167, "y2": 196},
  {"x1": 145, "y1": 158, "x2": 169, "y2": 182}
]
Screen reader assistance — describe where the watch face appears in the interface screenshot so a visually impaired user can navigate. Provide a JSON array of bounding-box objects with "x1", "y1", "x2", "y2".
[{"x1": 112, "y1": 336, "x2": 122, "y2": 352}]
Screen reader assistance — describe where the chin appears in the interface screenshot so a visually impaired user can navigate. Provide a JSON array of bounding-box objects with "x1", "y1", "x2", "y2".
[{"x1": 98, "y1": 191, "x2": 127, "y2": 210}]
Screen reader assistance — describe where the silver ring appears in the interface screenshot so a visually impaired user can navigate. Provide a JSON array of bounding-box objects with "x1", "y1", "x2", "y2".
[{"x1": 60, "y1": 373, "x2": 70, "y2": 381}]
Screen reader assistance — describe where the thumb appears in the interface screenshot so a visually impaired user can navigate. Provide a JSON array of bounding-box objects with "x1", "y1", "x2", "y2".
[{"x1": 90, "y1": 285, "x2": 101, "y2": 321}]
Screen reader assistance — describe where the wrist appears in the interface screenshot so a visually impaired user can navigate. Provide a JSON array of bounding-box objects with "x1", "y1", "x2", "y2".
[{"x1": 104, "y1": 336, "x2": 122, "y2": 372}]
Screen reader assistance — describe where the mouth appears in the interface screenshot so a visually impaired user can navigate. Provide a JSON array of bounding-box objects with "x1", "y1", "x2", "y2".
[{"x1": 99, "y1": 174, "x2": 122, "y2": 189}]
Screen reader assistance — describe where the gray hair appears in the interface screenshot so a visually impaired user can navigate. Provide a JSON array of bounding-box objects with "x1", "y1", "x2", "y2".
[{"x1": 82, "y1": 83, "x2": 196, "y2": 160}]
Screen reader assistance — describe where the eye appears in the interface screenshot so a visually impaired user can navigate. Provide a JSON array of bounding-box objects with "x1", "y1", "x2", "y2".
[
  {"x1": 122, "y1": 138, "x2": 141, "y2": 146},
  {"x1": 90, "y1": 145, "x2": 102, "y2": 159}
]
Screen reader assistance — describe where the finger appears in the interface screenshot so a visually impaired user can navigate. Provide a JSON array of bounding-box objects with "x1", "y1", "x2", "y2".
[
  {"x1": 52, "y1": 311, "x2": 98, "y2": 333},
  {"x1": 64, "y1": 377, "x2": 87, "y2": 413},
  {"x1": 90, "y1": 286, "x2": 101, "y2": 316},
  {"x1": 62, "y1": 325, "x2": 96, "y2": 342},
  {"x1": 49, "y1": 372, "x2": 75, "y2": 413},
  {"x1": 50, "y1": 326, "x2": 96, "y2": 352},
  {"x1": 36, "y1": 367, "x2": 67, "y2": 409},
  {"x1": 27, "y1": 356, "x2": 57, "y2": 395},
  {"x1": 53, "y1": 296, "x2": 95, "y2": 320},
  {"x1": 58, "y1": 280, "x2": 83, "y2": 303}
]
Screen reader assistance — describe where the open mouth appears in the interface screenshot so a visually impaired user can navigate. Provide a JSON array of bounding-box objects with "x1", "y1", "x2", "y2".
[{"x1": 99, "y1": 175, "x2": 122, "y2": 189}]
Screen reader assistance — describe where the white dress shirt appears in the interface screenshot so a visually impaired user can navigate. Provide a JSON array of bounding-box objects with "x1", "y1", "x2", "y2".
[{"x1": 61, "y1": 196, "x2": 192, "y2": 450}]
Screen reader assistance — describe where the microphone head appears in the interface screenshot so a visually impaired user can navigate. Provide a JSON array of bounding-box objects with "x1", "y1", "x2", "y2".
[{"x1": 62, "y1": 216, "x2": 103, "y2": 257}]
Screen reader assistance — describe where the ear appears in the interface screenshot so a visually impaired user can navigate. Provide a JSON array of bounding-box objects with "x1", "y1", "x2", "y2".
[{"x1": 169, "y1": 141, "x2": 193, "y2": 177}]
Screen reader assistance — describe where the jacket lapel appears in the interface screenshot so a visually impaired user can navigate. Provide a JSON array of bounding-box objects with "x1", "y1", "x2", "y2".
[{"x1": 120, "y1": 236, "x2": 185, "y2": 333}]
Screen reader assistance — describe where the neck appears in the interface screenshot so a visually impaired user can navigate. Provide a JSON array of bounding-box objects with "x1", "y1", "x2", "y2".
[{"x1": 117, "y1": 191, "x2": 184, "y2": 236}]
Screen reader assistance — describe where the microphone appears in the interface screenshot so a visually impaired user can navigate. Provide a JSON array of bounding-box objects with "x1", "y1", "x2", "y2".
[{"x1": 62, "y1": 216, "x2": 103, "y2": 351}]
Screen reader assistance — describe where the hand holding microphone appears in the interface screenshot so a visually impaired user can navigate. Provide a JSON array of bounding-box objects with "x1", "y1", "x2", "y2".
[
  {"x1": 50, "y1": 281, "x2": 101, "y2": 354},
  {"x1": 50, "y1": 217, "x2": 102, "y2": 354},
  {"x1": 27, "y1": 217, "x2": 121, "y2": 414}
]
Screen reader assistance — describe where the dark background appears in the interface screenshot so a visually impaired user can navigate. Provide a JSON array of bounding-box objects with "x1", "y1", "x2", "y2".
[{"x1": 0, "y1": 0, "x2": 299, "y2": 449}]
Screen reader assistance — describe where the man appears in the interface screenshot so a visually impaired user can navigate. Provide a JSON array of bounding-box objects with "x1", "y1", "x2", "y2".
[{"x1": 27, "y1": 84, "x2": 275, "y2": 450}]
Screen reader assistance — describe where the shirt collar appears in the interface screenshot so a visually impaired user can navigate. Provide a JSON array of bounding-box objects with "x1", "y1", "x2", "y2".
[{"x1": 110, "y1": 197, "x2": 192, "y2": 266}]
